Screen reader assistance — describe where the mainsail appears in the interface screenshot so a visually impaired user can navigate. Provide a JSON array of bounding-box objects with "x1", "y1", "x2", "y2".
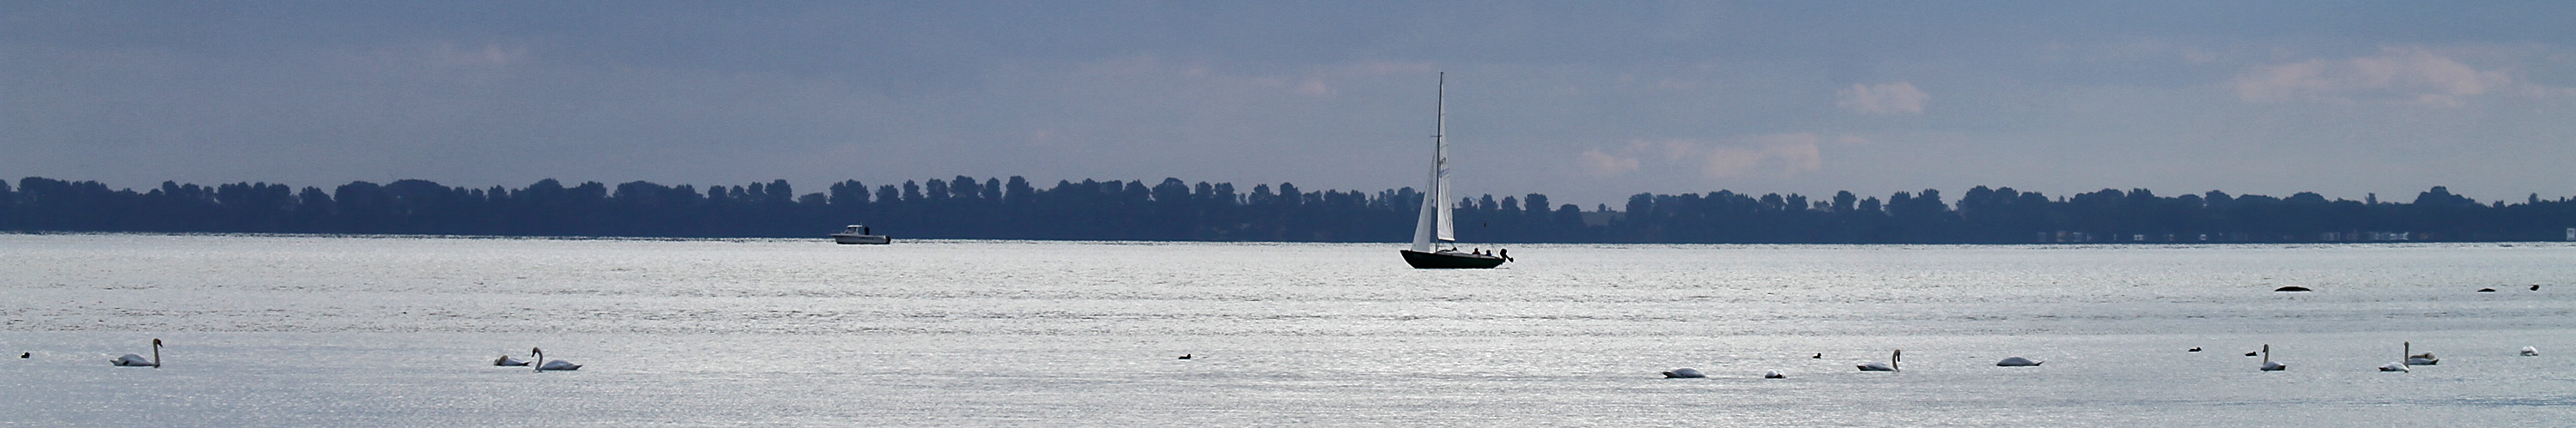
[{"x1": 1411, "y1": 73, "x2": 1454, "y2": 253}]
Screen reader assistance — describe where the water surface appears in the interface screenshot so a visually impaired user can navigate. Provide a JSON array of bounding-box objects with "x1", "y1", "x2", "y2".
[{"x1": 4, "y1": 234, "x2": 2571, "y2": 425}]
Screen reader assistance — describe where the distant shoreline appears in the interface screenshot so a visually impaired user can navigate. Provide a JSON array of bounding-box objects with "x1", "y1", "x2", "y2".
[{"x1": 7, "y1": 177, "x2": 2572, "y2": 244}]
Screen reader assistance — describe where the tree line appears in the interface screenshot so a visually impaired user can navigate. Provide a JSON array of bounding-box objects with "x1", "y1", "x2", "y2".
[{"x1": 3, "y1": 176, "x2": 2570, "y2": 243}]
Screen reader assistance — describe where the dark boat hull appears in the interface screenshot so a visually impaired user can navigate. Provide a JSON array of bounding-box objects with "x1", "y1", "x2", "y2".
[{"x1": 1400, "y1": 250, "x2": 1505, "y2": 269}]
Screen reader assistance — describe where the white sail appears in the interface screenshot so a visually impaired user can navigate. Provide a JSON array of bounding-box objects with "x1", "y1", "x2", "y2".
[{"x1": 1412, "y1": 73, "x2": 1451, "y2": 253}]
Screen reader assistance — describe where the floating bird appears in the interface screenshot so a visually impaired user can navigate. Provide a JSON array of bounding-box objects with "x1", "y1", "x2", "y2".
[
  {"x1": 2379, "y1": 362, "x2": 2409, "y2": 372},
  {"x1": 1177, "y1": 354, "x2": 1193, "y2": 360},
  {"x1": 1857, "y1": 350, "x2": 1900, "y2": 371},
  {"x1": 1662, "y1": 368, "x2": 1705, "y2": 378},
  {"x1": 2258, "y1": 344, "x2": 2285, "y2": 371},
  {"x1": 2533, "y1": 285, "x2": 2543, "y2": 291},
  {"x1": 2477, "y1": 288, "x2": 2496, "y2": 292},
  {"x1": 494, "y1": 354, "x2": 531, "y2": 366},
  {"x1": 2274, "y1": 286, "x2": 2311, "y2": 292},
  {"x1": 2522, "y1": 346, "x2": 2540, "y2": 356},
  {"x1": 2245, "y1": 351, "x2": 2258, "y2": 357},
  {"x1": 530, "y1": 347, "x2": 580, "y2": 371},
  {"x1": 1763, "y1": 371, "x2": 1786, "y2": 379},
  {"x1": 2403, "y1": 341, "x2": 2438, "y2": 365},
  {"x1": 2188, "y1": 347, "x2": 2202, "y2": 353},
  {"x1": 112, "y1": 339, "x2": 161, "y2": 368},
  {"x1": 1996, "y1": 357, "x2": 2042, "y2": 367},
  {"x1": 1811, "y1": 353, "x2": 1822, "y2": 359}
]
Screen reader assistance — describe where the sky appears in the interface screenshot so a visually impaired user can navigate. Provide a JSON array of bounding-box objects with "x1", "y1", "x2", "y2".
[{"x1": 6, "y1": 1, "x2": 2573, "y2": 208}]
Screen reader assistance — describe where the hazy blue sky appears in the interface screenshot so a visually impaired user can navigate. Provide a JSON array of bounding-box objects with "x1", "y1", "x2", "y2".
[{"x1": 7, "y1": 1, "x2": 2573, "y2": 207}]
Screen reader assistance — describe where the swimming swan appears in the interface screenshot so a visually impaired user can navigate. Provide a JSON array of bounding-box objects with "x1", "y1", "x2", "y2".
[
  {"x1": 494, "y1": 355, "x2": 531, "y2": 366},
  {"x1": 2523, "y1": 346, "x2": 2541, "y2": 356},
  {"x1": 1996, "y1": 357, "x2": 2042, "y2": 366},
  {"x1": 531, "y1": 347, "x2": 580, "y2": 371},
  {"x1": 2403, "y1": 342, "x2": 2438, "y2": 365},
  {"x1": 1662, "y1": 368, "x2": 1705, "y2": 378},
  {"x1": 112, "y1": 339, "x2": 161, "y2": 367},
  {"x1": 2258, "y1": 344, "x2": 2286, "y2": 371},
  {"x1": 1857, "y1": 350, "x2": 1899, "y2": 371},
  {"x1": 2378, "y1": 362, "x2": 2409, "y2": 372}
]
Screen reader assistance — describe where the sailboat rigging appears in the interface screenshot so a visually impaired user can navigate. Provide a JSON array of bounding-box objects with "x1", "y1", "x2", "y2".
[{"x1": 1400, "y1": 72, "x2": 1507, "y2": 269}]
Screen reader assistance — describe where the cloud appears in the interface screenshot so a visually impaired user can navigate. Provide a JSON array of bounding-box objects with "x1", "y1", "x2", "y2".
[
  {"x1": 1577, "y1": 133, "x2": 1826, "y2": 179},
  {"x1": 2233, "y1": 46, "x2": 2512, "y2": 106},
  {"x1": 1576, "y1": 148, "x2": 1642, "y2": 177},
  {"x1": 1294, "y1": 79, "x2": 1332, "y2": 96},
  {"x1": 1698, "y1": 133, "x2": 1823, "y2": 178},
  {"x1": 1837, "y1": 81, "x2": 1928, "y2": 114}
]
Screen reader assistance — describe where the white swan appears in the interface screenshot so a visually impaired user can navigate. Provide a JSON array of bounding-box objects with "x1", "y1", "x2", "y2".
[
  {"x1": 2258, "y1": 344, "x2": 2286, "y2": 371},
  {"x1": 1857, "y1": 349, "x2": 1899, "y2": 371},
  {"x1": 112, "y1": 339, "x2": 161, "y2": 367},
  {"x1": 2378, "y1": 362, "x2": 2409, "y2": 372},
  {"x1": 1662, "y1": 368, "x2": 1705, "y2": 378},
  {"x1": 494, "y1": 355, "x2": 531, "y2": 366},
  {"x1": 531, "y1": 347, "x2": 581, "y2": 371},
  {"x1": 2522, "y1": 346, "x2": 2541, "y2": 356},
  {"x1": 1996, "y1": 357, "x2": 2042, "y2": 366},
  {"x1": 2403, "y1": 341, "x2": 2438, "y2": 365}
]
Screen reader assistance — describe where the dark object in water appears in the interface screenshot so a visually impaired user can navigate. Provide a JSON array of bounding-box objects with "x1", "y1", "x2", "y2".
[
  {"x1": 2478, "y1": 288, "x2": 2496, "y2": 292},
  {"x1": 2188, "y1": 347, "x2": 2201, "y2": 353},
  {"x1": 1662, "y1": 368, "x2": 1705, "y2": 378},
  {"x1": 2245, "y1": 352, "x2": 2258, "y2": 357},
  {"x1": 1763, "y1": 371, "x2": 1786, "y2": 379},
  {"x1": 1177, "y1": 354, "x2": 1193, "y2": 360},
  {"x1": 1811, "y1": 353, "x2": 1822, "y2": 359},
  {"x1": 2274, "y1": 286, "x2": 2312, "y2": 292},
  {"x1": 2534, "y1": 285, "x2": 2543, "y2": 291}
]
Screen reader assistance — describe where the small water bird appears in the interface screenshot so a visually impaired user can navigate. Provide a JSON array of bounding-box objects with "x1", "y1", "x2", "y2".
[
  {"x1": 2258, "y1": 345, "x2": 2285, "y2": 371},
  {"x1": 2532, "y1": 285, "x2": 2543, "y2": 291},
  {"x1": 112, "y1": 339, "x2": 161, "y2": 367},
  {"x1": 1662, "y1": 368, "x2": 1705, "y2": 378},
  {"x1": 2188, "y1": 347, "x2": 2202, "y2": 353},
  {"x1": 2522, "y1": 346, "x2": 2540, "y2": 356},
  {"x1": 1996, "y1": 357, "x2": 2042, "y2": 367},
  {"x1": 1857, "y1": 350, "x2": 1899, "y2": 371},
  {"x1": 2478, "y1": 288, "x2": 2496, "y2": 292},
  {"x1": 2274, "y1": 286, "x2": 2312, "y2": 292},
  {"x1": 1177, "y1": 354, "x2": 1193, "y2": 360},
  {"x1": 2379, "y1": 362, "x2": 2409, "y2": 372},
  {"x1": 2403, "y1": 342, "x2": 2438, "y2": 365},
  {"x1": 494, "y1": 354, "x2": 532, "y2": 366},
  {"x1": 2245, "y1": 351, "x2": 2258, "y2": 357},
  {"x1": 530, "y1": 347, "x2": 580, "y2": 371},
  {"x1": 1811, "y1": 353, "x2": 1822, "y2": 359},
  {"x1": 1763, "y1": 371, "x2": 1786, "y2": 379}
]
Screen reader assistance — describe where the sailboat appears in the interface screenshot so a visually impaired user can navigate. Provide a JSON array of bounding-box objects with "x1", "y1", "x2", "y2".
[{"x1": 1400, "y1": 72, "x2": 1508, "y2": 269}]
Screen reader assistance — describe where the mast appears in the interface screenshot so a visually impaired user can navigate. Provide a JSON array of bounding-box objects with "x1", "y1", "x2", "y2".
[
  {"x1": 1411, "y1": 72, "x2": 1449, "y2": 252},
  {"x1": 1434, "y1": 73, "x2": 1455, "y2": 245}
]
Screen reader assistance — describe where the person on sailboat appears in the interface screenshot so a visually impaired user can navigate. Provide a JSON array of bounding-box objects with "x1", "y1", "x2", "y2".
[{"x1": 1500, "y1": 249, "x2": 1511, "y2": 262}]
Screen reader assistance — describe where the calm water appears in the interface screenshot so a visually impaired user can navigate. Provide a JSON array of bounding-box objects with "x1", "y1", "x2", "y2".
[{"x1": 3, "y1": 234, "x2": 2572, "y2": 425}]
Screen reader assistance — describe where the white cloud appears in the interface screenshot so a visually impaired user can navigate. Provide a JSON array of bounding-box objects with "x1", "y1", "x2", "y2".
[
  {"x1": 1698, "y1": 133, "x2": 1823, "y2": 178},
  {"x1": 1837, "y1": 81, "x2": 1928, "y2": 114},
  {"x1": 2233, "y1": 46, "x2": 2512, "y2": 106},
  {"x1": 1294, "y1": 79, "x2": 1332, "y2": 96},
  {"x1": 1578, "y1": 133, "x2": 1825, "y2": 180},
  {"x1": 1575, "y1": 148, "x2": 1641, "y2": 177}
]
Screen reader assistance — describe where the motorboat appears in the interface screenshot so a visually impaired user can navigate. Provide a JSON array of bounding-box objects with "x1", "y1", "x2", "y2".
[{"x1": 831, "y1": 225, "x2": 891, "y2": 244}]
